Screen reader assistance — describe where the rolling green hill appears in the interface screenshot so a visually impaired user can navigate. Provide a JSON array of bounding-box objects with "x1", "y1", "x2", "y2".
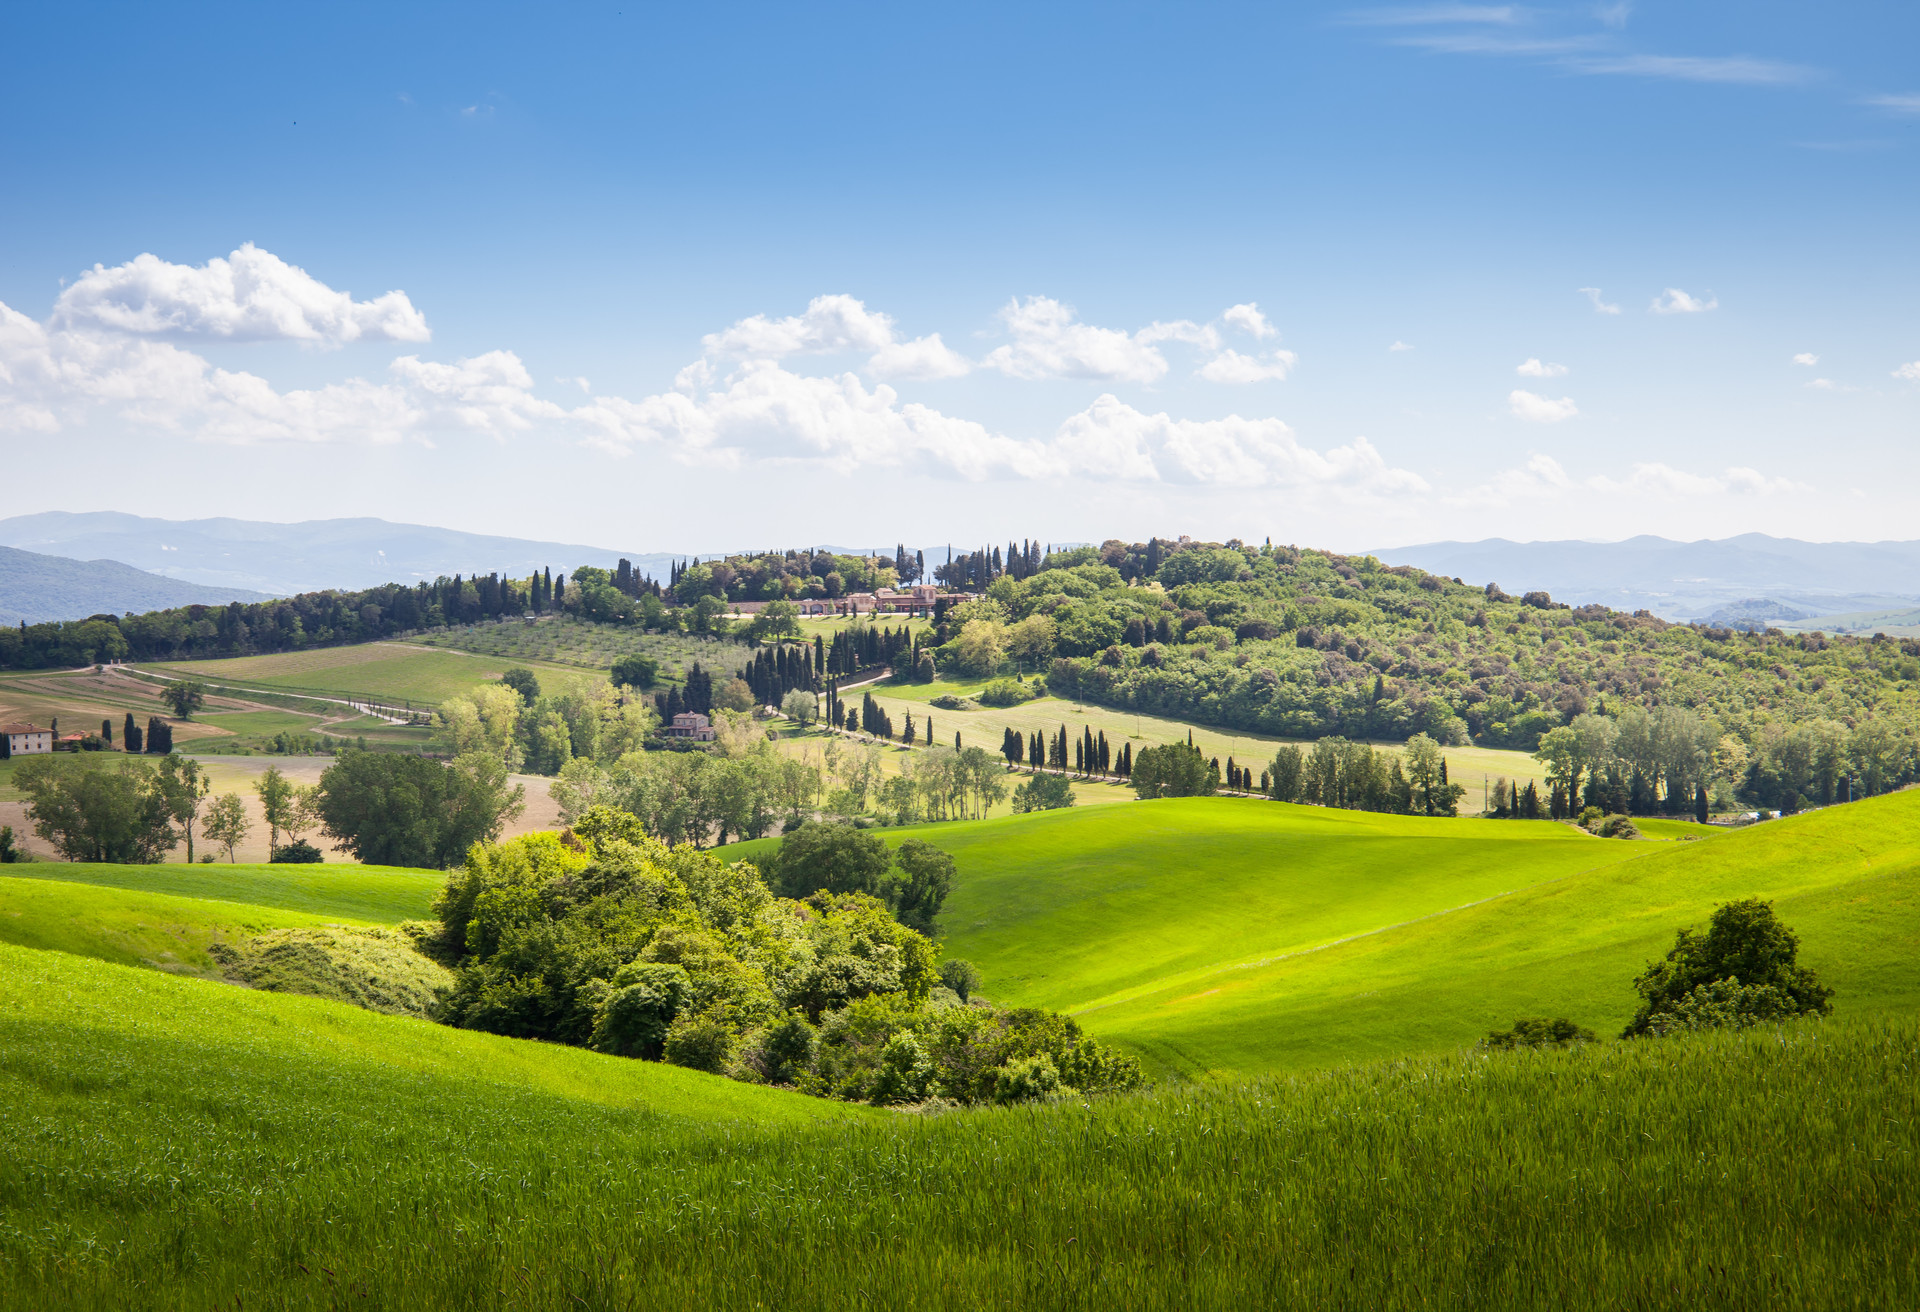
[
  {"x1": 0, "y1": 876, "x2": 386, "y2": 976},
  {"x1": 0, "y1": 939, "x2": 1910, "y2": 1310},
  {"x1": 732, "y1": 791, "x2": 1919, "y2": 1078},
  {"x1": 0, "y1": 860, "x2": 440, "y2": 922}
]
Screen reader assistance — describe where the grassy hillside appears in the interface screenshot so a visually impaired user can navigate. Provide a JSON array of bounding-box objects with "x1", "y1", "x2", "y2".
[
  {"x1": 0, "y1": 876, "x2": 369, "y2": 975},
  {"x1": 0, "y1": 860, "x2": 438, "y2": 921},
  {"x1": 732, "y1": 791, "x2": 1919, "y2": 1078},
  {"x1": 141, "y1": 641, "x2": 515, "y2": 707},
  {"x1": 861, "y1": 677, "x2": 1553, "y2": 793},
  {"x1": 0, "y1": 939, "x2": 1910, "y2": 1309}
]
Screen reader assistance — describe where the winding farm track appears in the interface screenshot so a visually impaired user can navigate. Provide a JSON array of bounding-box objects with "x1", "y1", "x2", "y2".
[{"x1": 109, "y1": 665, "x2": 413, "y2": 724}]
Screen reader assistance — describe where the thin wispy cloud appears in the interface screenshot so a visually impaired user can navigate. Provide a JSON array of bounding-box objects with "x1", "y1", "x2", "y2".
[
  {"x1": 1516, "y1": 358, "x2": 1567, "y2": 377},
  {"x1": 1337, "y1": 6, "x2": 1522, "y2": 27},
  {"x1": 1398, "y1": 33, "x2": 1599, "y2": 56},
  {"x1": 1569, "y1": 53, "x2": 1813, "y2": 85},
  {"x1": 1863, "y1": 93, "x2": 1920, "y2": 113},
  {"x1": 1578, "y1": 287, "x2": 1621, "y2": 315},
  {"x1": 1893, "y1": 361, "x2": 1920, "y2": 381},
  {"x1": 1389, "y1": 340, "x2": 1414, "y2": 351}
]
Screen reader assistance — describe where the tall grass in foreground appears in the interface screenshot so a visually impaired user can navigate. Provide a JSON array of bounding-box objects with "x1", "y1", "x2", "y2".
[{"x1": 3, "y1": 948, "x2": 1912, "y2": 1312}]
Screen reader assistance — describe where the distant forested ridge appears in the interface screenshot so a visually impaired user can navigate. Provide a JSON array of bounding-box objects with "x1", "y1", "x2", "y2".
[{"x1": 6, "y1": 538, "x2": 1918, "y2": 776}]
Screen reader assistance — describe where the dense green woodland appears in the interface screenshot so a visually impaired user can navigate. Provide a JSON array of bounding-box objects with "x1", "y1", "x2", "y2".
[{"x1": 8, "y1": 537, "x2": 1918, "y2": 803}]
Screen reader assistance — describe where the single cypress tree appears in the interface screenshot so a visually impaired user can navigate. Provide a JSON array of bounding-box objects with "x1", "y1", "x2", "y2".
[
  {"x1": 1695, "y1": 783, "x2": 1710, "y2": 825},
  {"x1": 102, "y1": 718, "x2": 113, "y2": 745}
]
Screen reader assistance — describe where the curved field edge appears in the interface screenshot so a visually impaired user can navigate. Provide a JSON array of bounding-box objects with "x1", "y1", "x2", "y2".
[
  {"x1": 0, "y1": 941, "x2": 865, "y2": 1127},
  {"x1": 0, "y1": 876, "x2": 391, "y2": 976},
  {"x1": 729, "y1": 793, "x2": 1919, "y2": 1079},
  {"x1": 0, "y1": 861, "x2": 440, "y2": 922},
  {"x1": 0, "y1": 941, "x2": 1911, "y2": 1309}
]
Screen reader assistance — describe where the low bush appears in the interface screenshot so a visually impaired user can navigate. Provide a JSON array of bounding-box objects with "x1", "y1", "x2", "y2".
[
  {"x1": 1481, "y1": 1017, "x2": 1595, "y2": 1050},
  {"x1": 977, "y1": 679, "x2": 1037, "y2": 708},
  {"x1": 210, "y1": 925, "x2": 453, "y2": 1018},
  {"x1": 269, "y1": 839, "x2": 324, "y2": 863}
]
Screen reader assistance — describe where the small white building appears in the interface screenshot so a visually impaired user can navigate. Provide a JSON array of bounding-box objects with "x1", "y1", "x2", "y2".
[{"x1": 2, "y1": 723, "x2": 53, "y2": 756}]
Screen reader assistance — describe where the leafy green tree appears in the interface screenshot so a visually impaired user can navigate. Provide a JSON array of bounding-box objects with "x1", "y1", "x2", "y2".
[
  {"x1": 161, "y1": 679, "x2": 206, "y2": 719},
  {"x1": 590, "y1": 963, "x2": 691, "y2": 1059},
  {"x1": 314, "y1": 751, "x2": 526, "y2": 868},
  {"x1": 781, "y1": 689, "x2": 819, "y2": 726},
  {"x1": 499, "y1": 668, "x2": 541, "y2": 703},
  {"x1": 748, "y1": 599, "x2": 802, "y2": 641},
  {"x1": 938, "y1": 957, "x2": 981, "y2": 1002},
  {"x1": 254, "y1": 764, "x2": 295, "y2": 849},
  {"x1": 610, "y1": 653, "x2": 659, "y2": 690},
  {"x1": 14, "y1": 756, "x2": 178, "y2": 863},
  {"x1": 1130, "y1": 741, "x2": 1217, "y2": 799},
  {"x1": 203, "y1": 792, "x2": 251, "y2": 862},
  {"x1": 768, "y1": 821, "x2": 893, "y2": 899},
  {"x1": 154, "y1": 753, "x2": 211, "y2": 863},
  {"x1": 1623, "y1": 898, "x2": 1832, "y2": 1038},
  {"x1": 890, "y1": 839, "x2": 955, "y2": 935},
  {"x1": 1011, "y1": 772, "x2": 1075, "y2": 812},
  {"x1": 1268, "y1": 744, "x2": 1304, "y2": 802}
]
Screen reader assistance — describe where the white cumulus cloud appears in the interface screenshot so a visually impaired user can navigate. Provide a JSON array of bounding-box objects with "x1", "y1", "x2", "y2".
[
  {"x1": 699, "y1": 293, "x2": 972, "y2": 379},
  {"x1": 983, "y1": 296, "x2": 1179, "y2": 384},
  {"x1": 1050, "y1": 395, "x2": 1426, "y2": 492},
  {"x1": 1199, "y1": 348, "x2": 1299, "y2": 384},
  {"x1": 1892, "y1": 361, "x2": 1920, "y2": 381},
  {"x1": 1578, "y1": 287, "x2": 1621, "y2": 315},
  {"x1": 0, "y1": 256, "x2": 1429, "y2": 497},
  {"x1": 1222, "y1": 302, "x2": 1277, "y2": 339},
  {"x1": 1792, "y1": 352, "x2": 1818, "y2": 366},
  {"x1": 1650, "y1": 287, "x2": 1718, "y2": 315},
  {"x1": 1509, "y1": 389, "x2": 1579, "y2": 422},
  {"x1": 1516, "y1": 358, "x2": 1568, "y2": 377},
  {"x1": 52, "y1": 244, "x2": 429, "y2": 345}
]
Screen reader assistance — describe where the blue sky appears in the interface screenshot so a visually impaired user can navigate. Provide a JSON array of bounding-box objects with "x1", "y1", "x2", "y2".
[{"x1": 2, "y1": 1, "x2": 1916, "y2": 553}]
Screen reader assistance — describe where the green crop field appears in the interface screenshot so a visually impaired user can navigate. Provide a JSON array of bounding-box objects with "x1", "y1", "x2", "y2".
[
  {"x1": 417, "y1": 615, "x2": 751, "y2": 682},
  {"x1": 139, "y1": 642, "x2": 519, "y2": 708},
  {"x1": 0, "y1": 860, "x2": 438, "y2": 922},
  {"x1": 861, "y1": 677, "x2": 1552, "y2": 796},
  {"x1": 0, "y1": 877, "x2": 374, "y2": 976},
  {"x1": 0, "y1": 938, "x2": 1910, "y2": 1309},
  {"x1": 729, "y1": 789, "x2": 1920, "y2": 1078}
]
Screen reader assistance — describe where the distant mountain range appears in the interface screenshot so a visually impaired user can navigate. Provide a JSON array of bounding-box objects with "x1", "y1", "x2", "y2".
[
  {"x1": 0, "y1": 512, "x2": 938, "y2": 613},
  {"x1": 0, "y1": 512, "x2": 669, "y2": 598},
  {"x1": 0, "y1": 545, "x2": 273, "y2": 626},
  {"x1": 1370, "y1": 535, "x2": 1920, "y2": 623}
]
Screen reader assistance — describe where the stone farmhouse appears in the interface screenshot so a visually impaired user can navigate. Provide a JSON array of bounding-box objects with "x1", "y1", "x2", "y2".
[{"x1": 2, "y1": 722, "x2": 54, "y2": 755}]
